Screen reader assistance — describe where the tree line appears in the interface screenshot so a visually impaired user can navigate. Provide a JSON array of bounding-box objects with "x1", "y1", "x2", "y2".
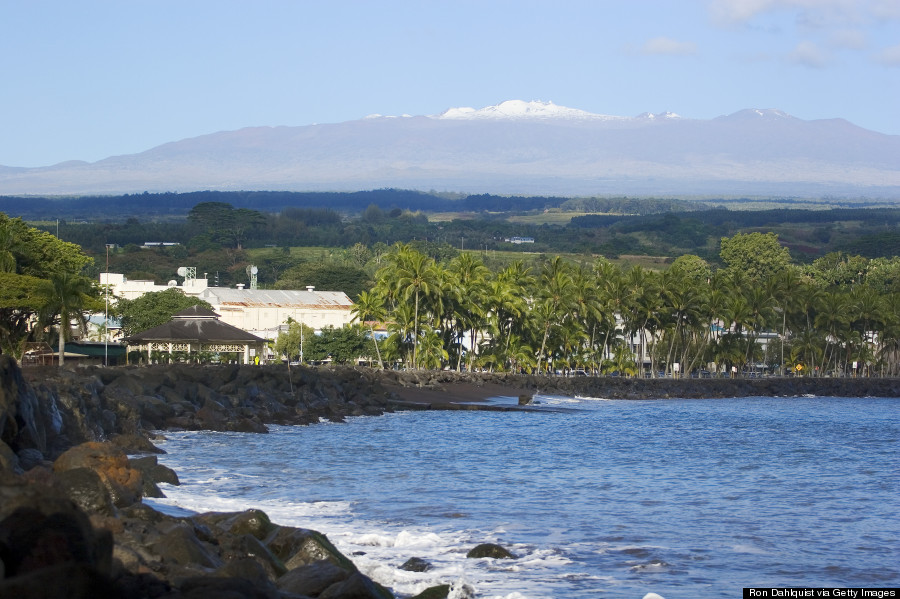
[
  {"x1": 0, "y1": 190, "x2": 696, "y2": 221},
  {"x1": 345, "y1": 234, "x2": 900, "y2": 377},
  {"x1": 9, "y1": 205, "x2": 900, "y2": 378}
]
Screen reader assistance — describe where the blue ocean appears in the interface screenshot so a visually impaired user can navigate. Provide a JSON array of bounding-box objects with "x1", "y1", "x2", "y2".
[{"x1": 149, "y1": 395, "x2": 900, "y2": 598}]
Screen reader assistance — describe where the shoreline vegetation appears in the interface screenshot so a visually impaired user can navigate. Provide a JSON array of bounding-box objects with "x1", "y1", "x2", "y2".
[{"x1": 3, "y1": 358, "x2": 899, "y2": 598}]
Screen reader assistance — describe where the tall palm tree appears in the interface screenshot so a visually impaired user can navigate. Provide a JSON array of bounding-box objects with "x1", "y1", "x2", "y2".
[
  {"x1": 743, "y1": 285, "x2": 775, "y2": 371},
  {"x1": 535, "y1": 258, "x2": 575, "y2": 374},
  {"x1": 351, "y1": 290, "x2": 387, "y2": 368},
  {"x1": 447, "y1": 253, "x2": 490, "y2": 370},
  {"x1": 661, "y1": 272, "x2": 705, "y2": 375},
  {"x1": 815, "y1": 291, "x2": 850, "y2": 374},
  {"x1": 393, "y1": 246, "x2": 440, "y2": 369},
  {"x1": 39, "y1": 272, "x2": 94, "y2": 366}
]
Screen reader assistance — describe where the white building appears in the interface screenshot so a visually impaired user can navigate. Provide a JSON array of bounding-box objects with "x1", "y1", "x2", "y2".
[
  {"x1": 99, "y1": 272, "x2": 354, "y2": 339},
  {"x1": 197, "y1": 287, "x2": 354, "y2": 339},
  {"x1": 100, "y1": 272, "x2": 209, "y2": 300}
]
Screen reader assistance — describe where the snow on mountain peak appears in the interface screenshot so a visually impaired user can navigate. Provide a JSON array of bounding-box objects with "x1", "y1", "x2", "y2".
[
  {"x1": 720, "y1": 108, "x2": 795, "y2": 121},
  {"x1": 636, "y1": 111, "x2": 682, "y2": 120},
  {"x1": 434, "y1": 100, "x2": 625, "y2": 121}
]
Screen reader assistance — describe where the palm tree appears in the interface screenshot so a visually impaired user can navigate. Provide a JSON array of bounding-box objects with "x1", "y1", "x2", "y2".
[
  {"x1": 743, "y1": 285, "x2": 775, "y2": 372},
  {"x1": 447, "y1": 253, "x2": 490, "y2": 370},
  {"x1": 351, "y1": 290, "x2": 387, "y2": 368},
  {"x1": 661, "y1": 273, "x2": 705, "y2": 376},
  {"x1": 815, "y1": 291, "x2": 850, "y2": 374},
  {"x1": 535, "y1": 258, "x2": 575, "y2": 373},
  {"x1": 39, "y1": 272, "x2": 94, "y2": 366},
  {"x1": 393, "y1": 245, "x2": 440, "y2": 369}
]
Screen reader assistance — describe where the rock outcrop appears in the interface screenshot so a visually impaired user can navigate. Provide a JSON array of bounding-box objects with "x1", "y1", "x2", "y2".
[{"x1": 0, "y1": 356, "x2": 397, "y2": 598}]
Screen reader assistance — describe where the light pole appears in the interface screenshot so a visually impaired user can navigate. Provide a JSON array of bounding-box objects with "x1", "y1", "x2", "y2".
[{"x1": 105, "y1": 244, "x2": 114, "y2": 366}]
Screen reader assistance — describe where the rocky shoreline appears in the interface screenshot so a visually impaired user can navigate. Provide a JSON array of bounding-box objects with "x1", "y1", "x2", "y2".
[{"x1": 3, "y1": 357, "x2": 900, "y2": 598}]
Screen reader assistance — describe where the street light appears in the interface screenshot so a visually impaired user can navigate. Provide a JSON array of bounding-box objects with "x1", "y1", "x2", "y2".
[{"x1": 105, "y1": 244, "x2": 114, "y2": 366}]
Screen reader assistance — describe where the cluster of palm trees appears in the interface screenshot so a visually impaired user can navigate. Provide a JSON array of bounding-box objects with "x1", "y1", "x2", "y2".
[{"x1": 351, "y1": 243, "x2": 900, "y2": 377}]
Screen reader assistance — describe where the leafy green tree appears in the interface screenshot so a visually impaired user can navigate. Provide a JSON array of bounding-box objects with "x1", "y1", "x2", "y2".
[
  {"x1": 668, "y1": 254, "x2": 711, "y2": 285},
  {"x1": 273, "y1": 318, "x2": 314, "y2": 362},
  {"x1": 720, "y1": 232, "x2": 791, "y2": 282},
  {"x1": 0, "y1": 272, "x2": 46, "y2": 357},
  {"x1": 115, "y1": 288, "x2": 213, "y2": 337},
  {"x1": 0, "y1": 214, "x2": 95, "y2": 358},
  {"x1": 0, "y1": 214, "x2": 93, "y2": 278},
  {"x1": 188, "y1": 202, "x2": 265, "y2": 249},
  {"x1": 303, "y1": 325, "x2": 369, "y2": 364}
]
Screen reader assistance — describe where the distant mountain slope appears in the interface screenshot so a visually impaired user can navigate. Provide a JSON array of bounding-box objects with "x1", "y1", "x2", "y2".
[{"x1": 1, "y1": 100, "x2": 898, "y2": 197}]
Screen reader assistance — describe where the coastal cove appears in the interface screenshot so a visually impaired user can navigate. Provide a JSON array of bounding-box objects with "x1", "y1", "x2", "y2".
[
  {"x1": 2, "y1": 359, "x2": 899, "y2": 598},
  {"x1": 151, "y1": 395, "x2": 900, "y2": 598}
]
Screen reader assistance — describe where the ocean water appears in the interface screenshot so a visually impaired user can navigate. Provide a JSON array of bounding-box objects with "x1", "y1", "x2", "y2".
[{"x1": 149, "y1": 395, "x2": 900, "y2": 598}]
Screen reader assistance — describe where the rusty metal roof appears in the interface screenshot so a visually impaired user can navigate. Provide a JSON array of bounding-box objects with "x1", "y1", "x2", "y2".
[{"x1": 199, "y1": 288, "x2": 353, "y2": 310}]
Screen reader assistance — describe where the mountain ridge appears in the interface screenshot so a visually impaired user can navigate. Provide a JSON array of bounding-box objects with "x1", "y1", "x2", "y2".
[{"x1": 1, "y1": 101, "x2": 898, "y2": 198}]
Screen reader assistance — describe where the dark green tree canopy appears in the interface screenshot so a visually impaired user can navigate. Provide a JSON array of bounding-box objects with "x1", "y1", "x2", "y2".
[
  {"x1": 188, "y1": 202, "x2": 266, "y2": 250},
  {"x1": 0, "y1": 213, "x2": 95, "y2": 357},
  {"x1": 0, "y1": 213, "x2": 93, "y2": 277},
  {"x1": 114, "y1": 288, "x2": 213, "y2": 337},
  {"x1": 303, "y1": 325, "x2": 369, "y2": 364},
  {"x1": 720, "y1": 232, "x2": 791, "y2": 281},
  {"x1": 274, "y1": 262, "x2": 372, "y2": 301}
]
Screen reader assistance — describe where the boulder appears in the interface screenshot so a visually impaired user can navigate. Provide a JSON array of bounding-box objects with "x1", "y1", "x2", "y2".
[
  {"x1": 0, "y1": 440, "x2": 20, "y2": 474},
  {"x1": 0, "y1": 502, "x2": 113, "y2": 579},
  {"x1": 411, "y1": 585, "x2": 451, "y2": 599},
  {"x1": 55, "y1": 467, "x2": 116, "y2": 516},
  {"x1": 318, "y1": 571, "x2": 395, "y2": 599},
  {"x1": 214, "y1": 557, "x2": 276, "y2": 589},
  {"x1": 276, "y1": 559, "x2": 352, "y2": 596},
  {"x1": 0, "y1": 355, "x2": 48, "y2": 454},
  {"x1": 218, "y1": 533, "x2": 287, "y2": 580},
  {"x1": 54, "y1": 442, "x2": 143, "y2": 507},
  {"x1": 128, "y1": 455, "x2": 180, "y2": 486},
  {"x1": 399, "y1": 556, "x2": 432, "y2": 572},
  {"x1": 195, "y1": 509, "x2": 274, "y2": 541},
  {"x1": 177, "y1": 575, "x2": 278, "y2": 599},
  {"x1": 466, "y1": 542, "x2": 516, "y2": 559},
  {"x1": 15, "y1": 448, "x2": 47, "y2": 471},
  {"x1": 150, "y1": 525, "x2": 223, "y2": 569},
  {"x1": 0, "y1": 562, "x2": 121, "y2": 599},
  {"x1": 110, "y1": 433, "x2": 165, "y2": 455},
  {"x1": 265, "y1": 525, "x2": 357, "y2": 572}
]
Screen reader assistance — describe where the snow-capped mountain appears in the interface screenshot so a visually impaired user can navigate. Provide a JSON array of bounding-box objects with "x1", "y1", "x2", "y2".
[
  {"x1": 1, "y1": 101, "x2": 898, "y2": 197},
  {"x1": 434, "y1": 99, "x2": 627, "y2": 121}
]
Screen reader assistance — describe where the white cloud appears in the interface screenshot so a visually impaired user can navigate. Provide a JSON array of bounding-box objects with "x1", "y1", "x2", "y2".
[
  {"x1": 788, "y1": 40, "x2": 831, "y2": 67},
  {"x1": 709, "y1": 0, "x2": 778, "y2": 24},
  {"x1": 875, "y1": 44, "x2": 900, "y2": 66},
  {"x1": 641, "y1": 36, "x2": 698, "y2": 56},
  {"x1": 708, "y1": 0, "x2": 893, "y2": 26}
]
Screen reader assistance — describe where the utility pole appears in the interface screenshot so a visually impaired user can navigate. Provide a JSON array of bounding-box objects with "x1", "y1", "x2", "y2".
[{"x1": 105, "y1": 244, "x2": 114, "y2": 366}]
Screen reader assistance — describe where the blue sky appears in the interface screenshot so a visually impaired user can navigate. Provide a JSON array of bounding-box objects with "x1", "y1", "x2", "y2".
[{"x1": 2, "y1": 0, "x2": 898, "y2": 167}]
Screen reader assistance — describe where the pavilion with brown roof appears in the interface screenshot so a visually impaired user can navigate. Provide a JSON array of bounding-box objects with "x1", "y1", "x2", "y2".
[{"x1": 124, "y1": 305, "x2": 267, "y2": 364}]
